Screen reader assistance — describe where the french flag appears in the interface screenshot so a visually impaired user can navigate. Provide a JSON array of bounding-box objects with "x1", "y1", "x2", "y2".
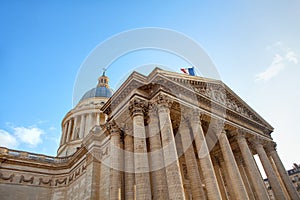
[{"x1": 180, "y1": 67, "x2": 196, "y2": 76}]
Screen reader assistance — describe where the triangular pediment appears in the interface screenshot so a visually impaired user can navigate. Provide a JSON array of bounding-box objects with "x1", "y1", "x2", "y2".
[
  {"x1": 148, "y1": 68, "x2": 273, "y2": 131},
  {"x1": 102, "y1": 67, "x2": 273, "y2": 135}
]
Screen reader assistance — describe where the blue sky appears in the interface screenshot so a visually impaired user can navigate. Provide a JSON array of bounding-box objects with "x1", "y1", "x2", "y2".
[{"x1": 0, "y1": 1, "x2": 299, "y2": 171}]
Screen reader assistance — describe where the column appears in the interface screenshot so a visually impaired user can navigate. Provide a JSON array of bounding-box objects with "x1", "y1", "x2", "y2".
[
  {"x1": 96, "y1": 113, "x2": 100, "y2": 125},
  {"x1": 236, "y1": 155, "x2": 256, "y2": 200},
  {"x1": 267, "y1": 142, "x2": 300, "y2": 200},
  {"x1": 79, "y1": 114, "x2": 86, "y2": 139},
  {"x1": 212, "y1": 156, "x2": 229, "y2": 200},
  {"x1": 66, "y1": 119, "x2": 72, "y2": 142},
  {"x1": 108, "y1": 121, "x2": 122, "y2": 200},
  {"x1": 156, "y1": 94, "x2": 185, "y2": 200},
  {"x1": 190, "y1": 110, "x2": 222, "y2": 200},
  {"x1": 236, "y1": 132, "x2": 269, "y2": 200},
  {"x1": 148, "y1": 102, "x2": 168, "y2": 200},
  {"x1": 60, "y1": 121, "x2": 68, "y2": 145},
  {"x1": 85, "y1": 113, "x2": 93, "y2": 137},
  {"x1": 124, "y1": 133, "x2": 135, "y2": 200},
  {"x1": 72, "y1": 116, "x2": 79, "y2": 140},
  {"x1": 129, "y1": 98, "x2": 152, "y2": 200},
  {"x1": 252, "y1": 138, "x2": 287, "y2": 200},
  {"x1": 218, "y1": 129, "x2": 249, "y2": 200},
  {"x1": 179, "y1": 118, "x2": 205, "y2": 199}
]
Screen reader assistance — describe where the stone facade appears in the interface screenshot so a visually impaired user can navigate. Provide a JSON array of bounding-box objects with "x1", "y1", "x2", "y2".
[{"x1": 1, "y1": 68, "x2": 299, "y2": 200}]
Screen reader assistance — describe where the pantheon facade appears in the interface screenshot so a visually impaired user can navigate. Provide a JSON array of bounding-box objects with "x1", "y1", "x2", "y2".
[{"x1": 0, "y1": 68, "x2": 299, "y2": 200}]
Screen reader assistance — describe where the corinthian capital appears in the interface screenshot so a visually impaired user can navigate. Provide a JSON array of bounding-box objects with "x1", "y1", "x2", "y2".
[
  {"x1": 106, "y1": 120, "x2": 121, "y2": 136},
  {"x1": 128, "y1": 98, "x2": 148, "y2": 117},
  {"x1": 265, "y1": 141, "x2": 277, "y2": 153},
  {"x1": 155, "y1": 94, "x2": 172, "y2": 108}
]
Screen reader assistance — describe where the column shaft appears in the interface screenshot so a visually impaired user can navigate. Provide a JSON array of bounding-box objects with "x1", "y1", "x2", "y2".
[
  {"x1": 179, "y1": 120, "x2": 205, "y2": 199},
  {"x1": 190, "y1": 113, "x2": 222, "y2": 200},
  {"x1": 110, "y1": 128, "x2": 122, "y2": 200},
  {"x1": 79, "y1": 114, "x2": 86, "y2": 138},
  {"x1": 72, "y1": 116, "x2": 78, "y2": 140},
  {"x1": 218, "y1": 130, "x2": 249, "y2": 200},
  {"x1": 129, "y1": 99, "x2": 152, "y2": 200},
  {"x1": 148, "y1": 104, "x2": 168, "y2": 200},
  {"x1": 255, "y1": 142, "x2": 287, "y2": 200},
  {"x1": 66, "y1": 120, "x2": 71, "y2": 143},
  {"x1": 157, "y1": 104, "x2": 185, "y2": 199},
  {"x1": 237, "y1": 135, "x2": 269, "y2": 200},
  {"x1": 268, "y1": 145, "x2": 300, "y2": 200},
  {"x1": 124, "y1": 134, "x2": 134, "y2": 200}
]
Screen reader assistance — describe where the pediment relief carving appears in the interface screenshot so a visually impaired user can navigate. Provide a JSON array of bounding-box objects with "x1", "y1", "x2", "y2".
[{"x1": 166, "y1": 76, "x2": 270, "y2": 128}]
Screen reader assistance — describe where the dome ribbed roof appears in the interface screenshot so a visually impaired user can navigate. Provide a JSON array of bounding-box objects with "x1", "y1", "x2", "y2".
[
  {"x1": 80, "y1": 86, "x2": 113, "y2": 101},
  {"x1": 79, "y1": 73, "x2": 113, "y2": 102}
]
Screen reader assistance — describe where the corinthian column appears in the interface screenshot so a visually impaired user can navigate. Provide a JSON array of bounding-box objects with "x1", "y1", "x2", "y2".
[
  {"x1": 79, "y1": 114, "x2": 86, "y2": 138},
  {"x1": 108, "y1": 121, "x2": 123, "y2": 200},
  {"x1": 66, "y1": 119, "x2": 72, "y2": 142},
  {"x1": 190, "y1": 111, "x2": 222, "y2": 200},
  {"x1": 124, "y1": 132, "x2": 135, "y2": 200},
  {"x1": 72, "y1": 116, "x2": 78, "y2": 140},
  {"x1": 236, "y1": 131, "x2": 269, "y2": 200},
  {"x1": 179, "y1": 116, "x2": 205, "y2": 199},
  {"x1": 156, "y1": 94, "x2": 185, "y2": 200},
  {"x1": 129, "y1": 98, "x2": 152, "y2": 200},
  {"x1": 266, "y1": 142, "x2": 300, "y2": 200},
  {"x1": 217, "y1": 128, "x2": 249, "y2": 200},
  {"x1": 251, "y1": 138, "x2": 287, "y2": 200},
  {"x1": 148, "y1": 102, "x2": 168, "y2": 200}
]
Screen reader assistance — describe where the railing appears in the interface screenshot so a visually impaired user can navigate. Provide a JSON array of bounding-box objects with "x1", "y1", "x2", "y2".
[{"x1": 0, "y1": 147, "x2": 71, "y2": 164}]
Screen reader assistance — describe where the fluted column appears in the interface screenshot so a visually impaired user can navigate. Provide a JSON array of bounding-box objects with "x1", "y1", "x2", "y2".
[
  {"x1": 252, "y1": 138, "x2": 287, "y2": 200},
  {"x1": 236, "y1": 132, "x2": 269, "y2": 200},
  {"x1": 129, "y1": 98, "x2": 152, "y2": 200},
  {"x1": 218, "y1": 129, "x2": 249, "y2": 200},
  {"x1": 108, "y1": 121, "x2": 122, "y2": 200},
  {"x1": 61, "y1": 121, "x2": 68, "y2": 145},
  {"x1": 236, "y1": 155, "x2": 256, "y2": 199},
  {"x1": 79, "y1": 114, "x2": 86, "y2": 138},
  {"x1": 85, "y1": 113, "x2": 93, "y2": 137},
  {"x1": 267, "y1": 142, "x2": 300, "y2": 200},
  {"x1": 66, "y1": 119, "x2": 72, "y2": 142},
  {"x1": 72, "y1": 116, "x2": 79, "y2": 140},
  {"x1": 156, "y1": 94, "x2": 185, "y2": 200},
  {"x1": 148, "y1": 102, "x2": 168, "y2": 200},
  {"x1": 179, "y1": 118, "x2": 205, "y2": 199},
  {"x1": 124, "y1": 132, "x2": 135, "y2": 200},
  {"x1": 189, "y1": 110, "x2": 222, "y2": 200}
]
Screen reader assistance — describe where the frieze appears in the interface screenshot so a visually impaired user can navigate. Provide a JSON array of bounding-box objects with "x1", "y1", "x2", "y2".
[
  {"x1": 0, "y1": 172, "x2": 14, "y2": 182},
  {"x1": 0, "y1": 160, "x2": 88, "y2": 188},
  {"x1": 19, "y1": 175, "x2": 34, "y2": 184},
  {"x1": 39, "y1": 177, "x2": 52, "y2": 186},
  {"x1": 55, "y1": 177, "x2": 67, "y2": 186}
]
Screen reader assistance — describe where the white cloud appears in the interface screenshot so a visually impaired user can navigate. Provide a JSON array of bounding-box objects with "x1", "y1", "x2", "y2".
[
  {"x1": 256, "y1": 50, "x2": 298, "y2": 82},
  {"x1": 0, "y1": 129, "x2": 18, "y2": 148},
  {"x1": 255, "y1": 54, "x2": 285, "y2": 81},
  {"x1": 285, "y1": 51, "x2": 298, "y2": 64},
  {"x1": 13, "y1": 126, "x2": 44, "y2": 147}
]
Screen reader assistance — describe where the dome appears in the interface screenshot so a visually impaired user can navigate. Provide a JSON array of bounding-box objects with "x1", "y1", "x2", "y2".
[
  {"x1": 80, "y1": 86, "x2": 113, "y2": 101},
  {"x1": 79, "y1": 73, "x2": 113, "y2": 102}
]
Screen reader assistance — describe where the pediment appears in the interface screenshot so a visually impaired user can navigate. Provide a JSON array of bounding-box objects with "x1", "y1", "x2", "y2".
[
  {"x1": 150, "y1": 69, "x2": 273, "y2": 132},
  {"x1": 102, "y1": 67, "x2": 273, "y2": 134}
]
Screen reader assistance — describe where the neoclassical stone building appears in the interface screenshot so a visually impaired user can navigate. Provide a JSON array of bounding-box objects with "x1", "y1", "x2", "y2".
[{"x1": 0, "y1": 68, "x2": 299, "y2": 200}]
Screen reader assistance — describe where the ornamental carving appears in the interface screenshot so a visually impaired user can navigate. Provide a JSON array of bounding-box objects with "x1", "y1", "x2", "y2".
[
  {"x1": 128, "y1": 98, "x2": 148, "y2": 117},
  {"x1": 0, "y1": 173, "x2": 14, "y2": 182},
  {"x1": 39, "y1": 178, "x2": 52, "y2": 186},
  {"x1": 19, "y1": 175, "x2": 34, "y2": 184},
  {"x1": 155, "y1": 94, "x2": 172, "y2": 108},
  {"x1": 55, "y1": 178, "x2": 67, "y2": 186},
  {"x1": 106, "y1": 120, "x2": 120, "y2": 135}
]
